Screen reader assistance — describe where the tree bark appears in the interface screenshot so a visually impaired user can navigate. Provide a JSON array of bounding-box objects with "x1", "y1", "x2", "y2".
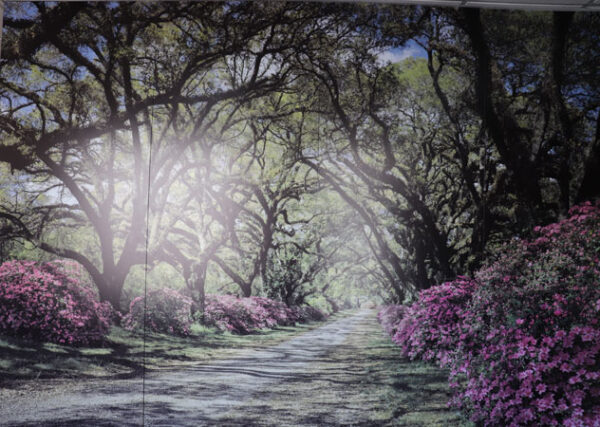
[
  {"x1": 186, "y1": 261, "x2": 207, "y2": 318},
  {"x1": 461, "y1": 8, "x2": 543, "y2": 222}
]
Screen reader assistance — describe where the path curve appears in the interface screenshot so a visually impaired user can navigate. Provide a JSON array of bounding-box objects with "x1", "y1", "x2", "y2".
[{"x1": 1, "y1": 310, "x2": 371, "y2": 426}]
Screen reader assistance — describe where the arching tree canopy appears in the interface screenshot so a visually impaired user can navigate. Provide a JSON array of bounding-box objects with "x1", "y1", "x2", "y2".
[{"x1": 1, "y1": 2, "x2": 598, "y2": 310}]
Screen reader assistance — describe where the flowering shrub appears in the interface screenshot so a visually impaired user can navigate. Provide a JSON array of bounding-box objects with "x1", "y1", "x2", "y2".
[
  {"x1": 251, "y1": 296, "x2": 296, "y2": 327},
  {"x1": 203, "y1": 294, "x2": 326, "y2": 334},
  {"x1": 0, "y1": 260, "x2": 112, "y2": 345},
  {"x1": 389, "y1": 277, "x2": 476, "y2": 367},
  {"x1": 291, "y1": 305, "x2": 328, "y2": 322},
  {"x1": 123, "y1": 288, "x2": 193, "y2": 336},
  {"x1": 383, "y1": 201, "x2": 600, "y2": 426},
  {"x1": 204, "y1": 294, "x2": 274, "y2": 333},
  {"x1": 452, "y1": 201, "x2": 600, "y2": 426},
  {"x1": 377, "y1": 304, "x2": 406, "y2": 337}
]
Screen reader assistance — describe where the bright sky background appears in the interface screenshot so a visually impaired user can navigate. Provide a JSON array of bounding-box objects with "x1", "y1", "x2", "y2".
[{"x1": 376, "y1": 40, "x2": 427, "y2": 66}]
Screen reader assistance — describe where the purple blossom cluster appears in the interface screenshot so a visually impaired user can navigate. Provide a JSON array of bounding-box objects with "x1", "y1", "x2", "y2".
[
  {"x1": 392, "y1": 276, "x2": 477, "y2": 367},
  {"x1": 122, "y1": 291, "x2": 328, "y2": 336},
  {"x1": 203, "y1": 294, "x2": 327, "y2": 334},
  {"x1": 379, "y1": 201, "x2": 600, "y2": 426},
  {"x1": 376, "y1": 304, "x2": 406, "y2": 337},
  {"x1": 122, "y1": 288, "x2": 193, "y2": 336},
  {"x1": 291, "y1": 304, "x2": 328, "y2": 323},
  {"x1": 0, "y1": 260, "x2": 112, "y2": 345}
]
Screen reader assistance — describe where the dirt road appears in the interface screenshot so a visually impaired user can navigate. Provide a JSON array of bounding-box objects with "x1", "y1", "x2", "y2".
[{"x1": 0, "y1": 310, "x2": 465, "y2": 426}]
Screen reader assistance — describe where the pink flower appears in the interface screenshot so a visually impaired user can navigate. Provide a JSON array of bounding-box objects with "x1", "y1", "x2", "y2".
[
  {"x1": 0, "y1": 260, "x2": 111, "y2": 345},
  {"x1": 536, "y1": 393, "x2": 555, "y2": 411}
]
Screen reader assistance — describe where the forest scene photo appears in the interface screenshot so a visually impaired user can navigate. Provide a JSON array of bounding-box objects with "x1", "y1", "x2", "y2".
[{"x1": 0, "y1": 1, "x2": 599, "y2": 426}]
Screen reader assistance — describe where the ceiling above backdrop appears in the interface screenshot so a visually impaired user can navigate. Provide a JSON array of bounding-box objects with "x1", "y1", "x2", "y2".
[
  {"x1": 327, "y1": 0, "x2": 600, "y2": 11},
  {"x1": 1, "y1": 0, "x2": 599, "y2": 11}
]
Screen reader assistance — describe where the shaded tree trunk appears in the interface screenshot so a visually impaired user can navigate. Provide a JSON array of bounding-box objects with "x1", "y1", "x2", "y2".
[
  {"x1": 577, "y1": 113, "x2": 600, "y2": 203},
  {"x1": 186, "y1": 261, "x2": 208, "y2": 318},
  {"x1": 461, "y1": 8, "x2": 544, "y2": 224}
]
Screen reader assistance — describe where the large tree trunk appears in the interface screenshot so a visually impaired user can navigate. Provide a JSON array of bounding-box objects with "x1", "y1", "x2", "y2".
[
  {"x1": 461, "y1": 8, "x2": 544, "y2": 224},
  {"x1": 551, "y1": 12, "x2": 575, "y2": 213},
  {"x1": 99, "y1": 284, "x2": 123, "y2": 314},
  {"x1": 240, "y1": 282, "x2": 252, "y2": 298},
  {"x1": 577, "y1": 144, "x2": 600, "y2": 202},
  {"x1": 94, "y1": 270, "x2": 127, "y2": 323},
  {"x1": 190, "y1": 261, "x2": 207, "y2": 318},
  {"x1": 577, "y1": 114, "x2": 600, "y2": 203}
]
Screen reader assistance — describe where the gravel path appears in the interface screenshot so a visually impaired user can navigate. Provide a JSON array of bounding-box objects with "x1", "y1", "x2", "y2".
[{"x1": 0, "y1": 311, "x2": 371, "y2": 426}]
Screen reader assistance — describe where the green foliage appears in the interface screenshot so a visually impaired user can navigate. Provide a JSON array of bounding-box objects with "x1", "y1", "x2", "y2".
[{"x1": 265, "y1": 246, "x2": 304, "y2": 305}]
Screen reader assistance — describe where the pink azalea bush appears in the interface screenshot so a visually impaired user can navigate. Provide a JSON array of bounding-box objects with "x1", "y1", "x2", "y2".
[
  {"x1": 380, "y1": 201, "x2": 600, "y2": 426},
  {"x1": 203, "y1": 294, "x2": 327, "y2": 334},
  {"x1": 291, "y1": 305, "x2": 328, "y2": 323},
  {"x1": 452, "y1": 201, "x2": 600, "y2": 426},
  {"x1": 123, "y1": 288, "x2": 193, "y2": 336},
  {"x1": 122, "y1": 291, "x2": 327, "y2": 336},
  {"x1": 377, "y1": 304, "x2": 406, "y2": 337},
  {"x1": 203, "y1": 294, "x2": 282, "y2": 333},
  {"x1": 0, "y1": 260, "x2": 112, "y2": 345},
  {"x1": 251, "y1": 296, "x2": 297, "y2": 327},
  {"x1": 392, "y1": 277, "x2": 477, "y2": 367}
]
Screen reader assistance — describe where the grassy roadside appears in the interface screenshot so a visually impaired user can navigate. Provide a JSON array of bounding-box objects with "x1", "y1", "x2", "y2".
[
  {"x1": 214, "y1": 311, "x2": 473, "y2": 426},
  {"x1": 0, "y1": 310, "x2": 354, "y2": 387}
]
